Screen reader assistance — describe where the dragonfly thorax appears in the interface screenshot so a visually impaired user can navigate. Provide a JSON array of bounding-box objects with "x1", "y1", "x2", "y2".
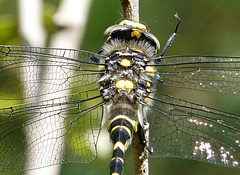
[
  {"x1": 98, "y1": 20, "x2": 162, "y2": 104},
  {"x1": 99, "y1": 48, "x2": 158, "y2": 105}
]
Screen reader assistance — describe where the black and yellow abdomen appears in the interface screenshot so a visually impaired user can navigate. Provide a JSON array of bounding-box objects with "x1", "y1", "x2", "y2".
[{"x1": 108, "y1": 105, "x2": 138, "y2": 175}]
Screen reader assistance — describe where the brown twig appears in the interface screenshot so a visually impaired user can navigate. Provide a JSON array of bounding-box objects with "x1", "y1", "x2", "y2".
[
  {"x1": 120, "y1": 0, "x2": 139, "y2": 22},
  {"x1": 132, "y1": 121, "x2": 149, "y2": 175},
  {"x1": 119, "y1": 1, "x2": 149, "y2": 174}
]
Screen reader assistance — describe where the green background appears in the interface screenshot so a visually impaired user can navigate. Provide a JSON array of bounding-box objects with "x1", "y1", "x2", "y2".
[{"x1": 0, "y1": 0, "x2": 240, "y2": 175}]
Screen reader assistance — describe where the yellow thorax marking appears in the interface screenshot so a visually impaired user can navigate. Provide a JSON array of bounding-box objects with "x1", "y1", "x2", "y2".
[
  {"x1": 144, "y1": 97, "x2": 151, "y2": 104},
  {"x1": 145, "y1": 66, "x2": 155, "y2": 77},
  {"x1": 115, "y1": 80, "x2": 125, "y2": 89},
  {"x1": 125, "y1": 80, "x2": 134, "y2": 89},
  {"x1": 116, "y1": 79, "x2": 134, "y2": 89},
  {"x1": 147, "y1": 82, "x2": 151, "y2": 88},
  {"x1": 131, "y1": 30, "x2": 141, "y2": 39},
  {"x1": 120, "y1": 59, "x2": 131, "y2": 67}
]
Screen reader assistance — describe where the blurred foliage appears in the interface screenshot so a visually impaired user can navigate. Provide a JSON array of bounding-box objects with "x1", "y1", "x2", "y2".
[
  {"x1": 0, "y1": 14, "x2": 17, "y2": 43},
  {"x1": 0, "y1": 0, "x2": 240, "y2": 175}
]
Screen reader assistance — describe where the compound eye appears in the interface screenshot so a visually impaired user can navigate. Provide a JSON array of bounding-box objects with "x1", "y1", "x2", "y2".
[{"x1": 103, "y1": 25, "x2": 129, "y2": 42}]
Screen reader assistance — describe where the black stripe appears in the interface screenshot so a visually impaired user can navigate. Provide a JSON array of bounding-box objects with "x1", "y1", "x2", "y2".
[
  {"x1": 109, "y1": 118, "x2": 133, "y2": 133},
  {"x1": 112, "y1": 147, "x2": 124, "y2": 158},
  {"x1": 109, "y1": 104, "x2": 137, "y2": 175},
  {"x1": 110, "y1": 157, "x2": 124, "y2": 175},
  {"x1": 111, "y1": 127, "x2": 129, "y2": 144},
  {"x1": 109, "y1": 118, "x2": 134, "y2": 175}
]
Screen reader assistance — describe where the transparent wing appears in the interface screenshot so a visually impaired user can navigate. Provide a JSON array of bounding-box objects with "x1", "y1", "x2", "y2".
[
  {"x1": 0, "y1": 89, "x2": 104, "y2": 171},
  {"x1": 145, "y1": 92, "x2": 240, "y2": 168},
  {"x1": 156, "y1": 55, "x2": 240, "y2": 95},
  {"x1": 0, "y1": 45, "x2": 105, "y2": 172},
  {"x1": 0, "y1": 45, "x2": 104, "y2": 100}
]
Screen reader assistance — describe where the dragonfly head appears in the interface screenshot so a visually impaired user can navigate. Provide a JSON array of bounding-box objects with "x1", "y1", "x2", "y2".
[{"x1": 103, "y1": 20, "x2": 160, "y2": 57}]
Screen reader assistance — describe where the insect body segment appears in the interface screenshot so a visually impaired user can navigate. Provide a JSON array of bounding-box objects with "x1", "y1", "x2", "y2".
[
  {"x1": 96, "y1": 20, "x2": 161, "y2": 174},
  {"x1": 108, "y1": 114, "x2": 138, "y2": 175}
]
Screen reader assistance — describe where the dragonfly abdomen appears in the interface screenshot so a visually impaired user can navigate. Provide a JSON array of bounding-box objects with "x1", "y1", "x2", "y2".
[{"x1": 108, "y1": 106, "x2": 138, "y2": 175}]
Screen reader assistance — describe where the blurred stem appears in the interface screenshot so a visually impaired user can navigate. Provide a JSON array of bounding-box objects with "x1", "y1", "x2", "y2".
[
  {"x1": 50, "y1": 0, "x2": 92, "y2": 49},
  {"x1": 18, "y1": 0, "x2": 46, "y2": 46}
]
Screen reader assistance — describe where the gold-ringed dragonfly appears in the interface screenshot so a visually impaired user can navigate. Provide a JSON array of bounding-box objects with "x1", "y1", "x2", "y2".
[{"x1": 0, "y1": 2, "x2": 240, "y2": 175}]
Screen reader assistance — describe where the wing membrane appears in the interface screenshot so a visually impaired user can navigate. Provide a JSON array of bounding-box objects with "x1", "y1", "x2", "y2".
[
  {"x1": 0, "y1": 88, "x2": 104, "y2": 171},
  {"x1": 0, "y1": 46, "x2": 104, "y2": 100},
  {"x1": 156, "y1": 55, "x2": 240, "y2": 95},
  {"x1": 145, "y1": 92, "x2": 240, "y2": 168}
]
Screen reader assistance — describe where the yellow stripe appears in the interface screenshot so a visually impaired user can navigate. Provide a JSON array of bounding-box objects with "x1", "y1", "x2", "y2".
[
  {"x1": 110, "y1": 125, "x2": 132, "y2": 137},
  {"x1": 111, "y1": 157, "x2": 124, "y2": 163},
  {"x1": 147, "y1": 82, "x2": 151, "y2": 87},
  {"x1": 145, "y1": 66, "x2": 155, "y2": 77},
  {"x1": 108, "y1": 115, "x2": 138, "y2": 133},
  {"x1": 113, "y1": 142, "x2": 126, "y2": 152},
  {"x1": 111, "y1": 173, "x2": 120, "y2": 175},
  {"x1": 110, "y1": 125, "x2": 121, "y2": 133},
  {"x1": 133, "y1": 123, "x2": 138, "y2": 133},
  {"x1": 130, "y1": 47, "x2": 144, "y2": 53},
  {"x1": 120, "y1": 126, "x2": 131, "y2": 136},
  {"x1": 105, "y1": 36, "x2": 111, "y2": 43},
  {"x1": 110, "y1": 115, "x2": 137, "y2": 129}
]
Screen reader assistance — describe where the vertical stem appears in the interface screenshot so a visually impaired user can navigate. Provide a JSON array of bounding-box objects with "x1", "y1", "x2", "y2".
[
  {"x1": 120, "y1": 0, "x2": 139, "y2": 22},
  {"x1": 19, "y1": 0, "x2": 46, "y2": 46},
  {"x1": 120, "y1": 1, "x2": 149, "y2": 175},
  {"x1": 132, "y1": 121, "x2": 149, "y2": 175}
]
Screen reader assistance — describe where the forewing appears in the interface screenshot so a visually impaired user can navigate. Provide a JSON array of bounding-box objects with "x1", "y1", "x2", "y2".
[
  {"x1": 0, "y1": 45, "x2": 104, "y2": 100},
  {"x1": 156, "y1": 56, "x2": 240, "y2": 95}
]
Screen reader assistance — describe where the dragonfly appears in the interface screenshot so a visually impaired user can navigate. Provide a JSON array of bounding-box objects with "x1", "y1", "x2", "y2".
[{"x1": 0, "y1": 14, "x2": 240, "y2": 175}]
